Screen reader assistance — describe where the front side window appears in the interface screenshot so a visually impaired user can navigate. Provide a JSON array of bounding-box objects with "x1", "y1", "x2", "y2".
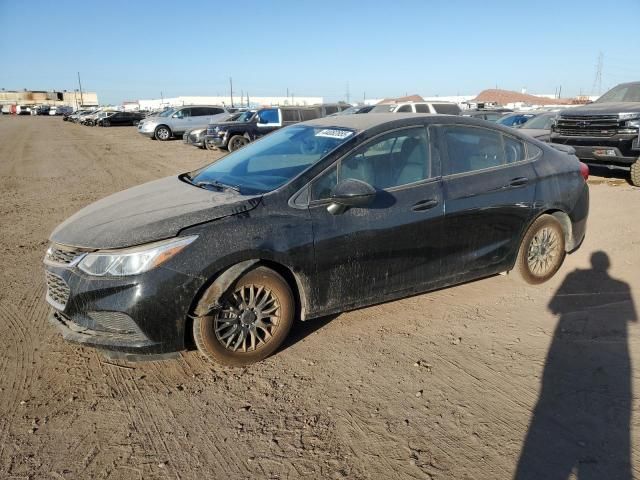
[
  {"x1": 174, "y1": 108, "x2": 191, "y2": 119},
  {"x1": 311, "y1": 127, "x2": 431, "y2": 200},
  {"x1": 396, "y1": 105, "x2": 413, "y2": 113},
  {"x1": 257, "y1": 108, "x2": 279, "y2": 124},
  {"x1": 415, "y1": 104, "x2": 429, "y2": 113}
]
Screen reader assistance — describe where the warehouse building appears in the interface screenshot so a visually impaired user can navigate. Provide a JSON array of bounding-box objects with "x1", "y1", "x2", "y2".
[
  {"x1": 135, "y1": 95, "x2": 323, "y2": 111},
  {"x1": 0, "y1": 90, "x2": 99, "y2": 110}
]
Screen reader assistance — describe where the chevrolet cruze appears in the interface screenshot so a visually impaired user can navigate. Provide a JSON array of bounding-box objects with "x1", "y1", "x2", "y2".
[{"x1": 44, "y1": 114, "x2": 589, "y2": 366}]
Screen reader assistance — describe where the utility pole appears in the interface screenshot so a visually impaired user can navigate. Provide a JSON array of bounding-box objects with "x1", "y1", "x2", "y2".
[
  {"x1": 77, "y1": 72, "x2": 84, "y2": 107},
  {"x1": 592, "y1": 52, "x2": 603, "y2": 95},
  {"x1": 160, "y1": 91, "x2": 164, "y2": 106},
  {"x1": 558, "y1": 85, "x2": 562, "y2": 98},
  {"x1": 240, "y1": 89, "x2": 243, "y2": 108},
  {"x1": 346, "y1": 81, "x2": 350, "y2": 104},
  {"x1": 230, "y1": 77, "x2": 234, "y2": 107}
]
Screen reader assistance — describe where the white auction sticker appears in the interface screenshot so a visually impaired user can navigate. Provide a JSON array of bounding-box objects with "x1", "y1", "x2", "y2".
[{"x1": 315, "y1": 129, "x2": 354, "y2": 139}]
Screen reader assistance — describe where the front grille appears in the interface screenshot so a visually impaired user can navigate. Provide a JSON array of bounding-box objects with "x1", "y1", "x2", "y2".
[
  {"x1": 556, "y1": 115, "x2": 622, "y2": 137},
  {"x1": 45, "y1": 271, "x2": 70, "y2": 308},
  {"x1": 45, "y1": 244, "x2": 88, "y2": 265}
]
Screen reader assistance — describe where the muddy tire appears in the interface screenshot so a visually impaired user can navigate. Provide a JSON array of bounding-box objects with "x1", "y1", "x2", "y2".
[
  {"x1": 228, "y1": 135, "x2": 249, "y2": 152},
  {"x1": 631, "y1": 159, "x2": 640, "y2": 187},
  {"x1": 154, "y1": 125, "x2": 171, "y2": 141},
  {"x1": 514, "y1": 214, "x2": 566, "y2": 285},
  {"x1": 193, "y1": 266, "x2": 295, "y2": 367}
]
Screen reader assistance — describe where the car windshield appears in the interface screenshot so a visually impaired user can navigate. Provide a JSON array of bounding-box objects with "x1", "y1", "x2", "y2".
[
  {"x1": 189, "y1": 125, "x2": 355, "y2": 194},
  {"x1": 596, "y1": 84, "x2": 640, "y2": 103},
  {"x1": 521, "y1": 113, "x2": 556, "y2": 129},
  {"x1": 159, "y1": 108, "x2": 175, "y2": 117},
  {"x1": 235, "y1": 111, "x2": 255, "y2": 122}
]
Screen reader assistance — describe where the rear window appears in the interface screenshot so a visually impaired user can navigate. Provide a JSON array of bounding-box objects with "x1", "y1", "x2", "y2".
[
  {"x1": 300, "y1": 109, "x2": 319, "y2": 121},
  {"x1": 282, "y1": 110, "x2": 300, "y2": 122},
  {"x1": 432, "y1": 103, "x2": 461, "y2": 115}
]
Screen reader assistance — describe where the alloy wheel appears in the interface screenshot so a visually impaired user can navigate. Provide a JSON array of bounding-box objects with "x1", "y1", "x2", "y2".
[
  {"x1": 214, "y1": 284, "x2": 281, "y2": 352},
  {"x1": 527, "y1": 227, "x2": 560, "y2": 277}
]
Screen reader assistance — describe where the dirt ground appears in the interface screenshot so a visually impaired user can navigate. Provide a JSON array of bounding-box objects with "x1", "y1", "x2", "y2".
[{"x1": 0, "y1": 115, "x2": 638, "y2": 480}]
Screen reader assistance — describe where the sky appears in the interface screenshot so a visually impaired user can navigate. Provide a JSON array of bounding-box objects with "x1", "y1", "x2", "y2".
[{"x1": 1, "y1": 0, "x2": 639, "y2": 105}]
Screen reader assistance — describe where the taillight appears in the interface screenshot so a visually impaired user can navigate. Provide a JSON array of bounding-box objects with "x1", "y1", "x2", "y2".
[{"x1": 579, "y1": 162, "x2": 589, "y2": 181}]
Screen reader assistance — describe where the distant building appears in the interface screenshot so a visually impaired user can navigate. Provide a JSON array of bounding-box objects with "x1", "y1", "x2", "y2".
[
  {"x1": 0, "y1": 90, "x2": 98, "y2": 109},
  {"x1": 135, "y1": 95, "x2": 324, "y2": 111}
]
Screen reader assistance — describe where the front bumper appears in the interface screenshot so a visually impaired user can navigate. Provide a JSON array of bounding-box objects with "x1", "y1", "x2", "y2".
[
  {"x1": 137, "y1": 124, "x2": 156, "y2": 138},
  {"x1": 44, "y1": 260, "x2": 203, "y2": 355},
  {"x1": 551, "y1": 133, "x2": 640, "y2": 169},
  {"x1": 205, "y1": 134, "x2": 226, "y2": 149}
]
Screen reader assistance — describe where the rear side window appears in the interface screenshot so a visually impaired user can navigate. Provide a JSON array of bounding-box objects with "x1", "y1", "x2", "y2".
[
  {"x1": 441, "y1": 126, "x2": 506, "y2": 175},
  {"x1": 203, "y1": 107, "x2": 224, "y2": 115},
  {"x1": 432, "y1": 103, "x2": 461, "y2": 115},
  {"x1": 415, "y1": 104, "x2": 429, "y2": 113},
  {"x1": 527, "y1": 143, "x2": 543, "y2": 159},
  {"x1": 397, "y1": 105, "x2": 413, "y2": 113},
  {"x1": 282, "y1": 109, "x2": 300, "y2": 122},
  {"x1": 257, "y1": 109, "x2": 279, "y2": 124},
  {"x1": 504, "y1": 135, "x2": 526, "y2": 163}
]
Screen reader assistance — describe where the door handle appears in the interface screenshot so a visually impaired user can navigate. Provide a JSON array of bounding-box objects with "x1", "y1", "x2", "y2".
[
  {"x1": 508, "y1": 177, "x2": 529, "y2": 188},
  {"x1": 411, "y1": 199, "x2": 439, "y2": 212}
]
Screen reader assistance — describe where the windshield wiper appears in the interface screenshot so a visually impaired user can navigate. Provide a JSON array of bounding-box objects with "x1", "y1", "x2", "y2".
[{"x1": 195, "y1": 180, "x2": 241, "y2": 193}]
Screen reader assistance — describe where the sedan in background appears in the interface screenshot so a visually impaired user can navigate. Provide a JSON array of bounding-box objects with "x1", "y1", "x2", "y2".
[
  {"x1": 497, "y1": 112, "x2": 536, "y2": 127},
  {"x1": 97, "y1": 111, "x2": 146, "y2": 127},
  {"x1": 44, "y1": 114, "x2": 589, "y2": 366},
  {"x1": 518, "y1": 112, "x2": 559, "y2": 142}
]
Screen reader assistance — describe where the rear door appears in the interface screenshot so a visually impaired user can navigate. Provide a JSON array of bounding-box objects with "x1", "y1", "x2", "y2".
[
  {"x1": 437, "y1": 124, "x2": 537, "y2": 280},
  {"x1": 307, "y1": 126, "x2": 446, "y2": 314}
]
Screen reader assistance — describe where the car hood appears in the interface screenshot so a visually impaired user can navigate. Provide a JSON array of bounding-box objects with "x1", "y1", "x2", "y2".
[
  {"x1": 561, "y1": 102, "x2": 640, "y2": 116},
  {"x1": 50, "y1": 175, "x2": 262, "y2": 249}
]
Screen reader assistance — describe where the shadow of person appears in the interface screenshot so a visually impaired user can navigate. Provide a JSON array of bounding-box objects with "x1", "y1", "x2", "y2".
[{"x1": 515, "y1": 251, "x2": 637, "y2": 480}]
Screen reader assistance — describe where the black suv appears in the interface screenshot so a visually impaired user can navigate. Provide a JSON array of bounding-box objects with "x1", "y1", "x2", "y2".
[
  {"x1": 205, "y1": 106, "x2": 322, "y2": 151},
  {"x1": 551, "y1": 81, "x2": 640, "y2": 185}
]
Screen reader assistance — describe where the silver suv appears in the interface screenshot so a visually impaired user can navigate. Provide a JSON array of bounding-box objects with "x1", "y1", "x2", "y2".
[
  {"x1": 370, "y1": 101, "x2": 461, "y2": 115},
  {"x1": 138, "y1": 105, "x2": 234, "y2": 141}
]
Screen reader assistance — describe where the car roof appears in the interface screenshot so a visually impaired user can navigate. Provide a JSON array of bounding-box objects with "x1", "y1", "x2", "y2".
[{"x1": 305, "y1": 113, "x2": 433, "y2": 132}]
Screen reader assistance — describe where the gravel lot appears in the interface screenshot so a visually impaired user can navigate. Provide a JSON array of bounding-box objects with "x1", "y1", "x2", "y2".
[{"x1": 1, "y1": 115, "x2": 638, "y2": 479}]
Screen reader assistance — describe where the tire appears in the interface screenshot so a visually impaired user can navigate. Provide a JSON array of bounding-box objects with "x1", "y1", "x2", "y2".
[
  {"x1": 193, "y1": 266, "x2": 295, "y2": 367},
  {"x1": 103, "y1": 120, "x2": 110, "y2": 127},
  {"x1": 514, "y1": 214, "x2": 566, "y2": 285},
  {"x1": 132, "y1": 120, "x2": 139, "y2": 126},
  {"x1": 631, "y1": 158, "x2": 640, "y2": 187},
  {"x1": 228, "y1": 135, "x2": 249, "y2": 152},
  {"x1": 154, "y1": 125, "x2": 171, "y2": 141}
]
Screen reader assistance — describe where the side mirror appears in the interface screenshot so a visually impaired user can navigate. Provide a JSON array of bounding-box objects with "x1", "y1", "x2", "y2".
[{"x1": 327, "y1": 179, "x2": 376, "y2": 215}]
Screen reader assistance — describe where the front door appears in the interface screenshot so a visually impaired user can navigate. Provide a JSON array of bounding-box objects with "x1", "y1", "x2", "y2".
[
  {"x1": 307, "y1": 126, "x2": 446, "y2": 315},
  {"x1": 436, "y1": 124, "x2": 537, "y2": 281}
]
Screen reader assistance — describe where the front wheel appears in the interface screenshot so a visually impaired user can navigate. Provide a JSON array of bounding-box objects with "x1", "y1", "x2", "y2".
[
  {"x1": 228, "y1": 135, "x2": 249, "y2": 152},
  {"x1": 154, "y1": 125, "x2": 171, "y2": 141},
  {"x1": 193, "y1": 267, "x2": 295, "y2": 366},
  {"x1": 103, "y1": 120, "x2": 110, "y2": 127},
  {"x1": 514, "y1": 214, "x2": 566, "y2": 285},
  {"x1": 631, "y1": 158, "x2": 640, "y2": 187}
]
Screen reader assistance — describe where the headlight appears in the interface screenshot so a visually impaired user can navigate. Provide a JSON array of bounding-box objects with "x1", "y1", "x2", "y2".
[
  {"x1": 78, "y1": 236, "x2": 197, "y2": 276},
  {"x1": 619, "y1": 112, "x2": 640, "y2": 121},
  {"x1": 626, "y1": 119, "x2": 640, "y2": 128},
  {"x1": 140, "y1": 122, "x2": 155, "y2": 131}
]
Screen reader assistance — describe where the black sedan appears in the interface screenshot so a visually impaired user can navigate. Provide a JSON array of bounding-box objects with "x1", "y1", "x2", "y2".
[
  {"x1": 44, "y1": 114, "x2": 589, "y2": 366},
  {"x1": 97, "y1": 111, "x2": 145, "y2": 127}
]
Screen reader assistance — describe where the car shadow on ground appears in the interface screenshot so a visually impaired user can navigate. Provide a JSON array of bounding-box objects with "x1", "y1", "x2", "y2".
[
  {"x1": 588, "y1": 166, "x2": 632, "y2": 185},
  {"x1": 277, "y1": 314, "x2": 340, "y2": 354},
  {"x1": 514, "y1": 251, "x2": 636, "y2": 479}
]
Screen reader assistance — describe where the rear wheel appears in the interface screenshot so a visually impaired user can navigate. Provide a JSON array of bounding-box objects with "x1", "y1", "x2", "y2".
[
  {"x1": 631, "y1": 158, "x2": 640, "y2": 187},
  {"x1": 514, "y1": 214, "x2": 565, "y2": 284},
  {"x1": 193, "y1": 267, "x2": 295, "y2": 366},
  {"x1": 103, "y1": 120, "x2": 110, "y2": 127},
  {"x1": 154, "y1": 125, "x2": 171, "y2": 141},
  {"x1": 228, "y1": 135, "x2": 249, "y2": 152}
]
